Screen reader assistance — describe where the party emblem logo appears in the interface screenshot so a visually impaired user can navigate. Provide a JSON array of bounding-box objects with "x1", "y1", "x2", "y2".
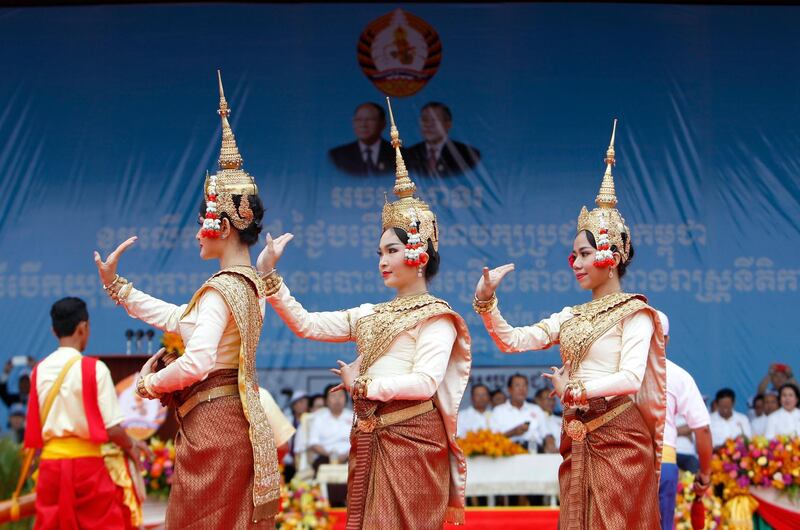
[{"x1": 358, "y1": 8, "x2": 442, "y2": 97}]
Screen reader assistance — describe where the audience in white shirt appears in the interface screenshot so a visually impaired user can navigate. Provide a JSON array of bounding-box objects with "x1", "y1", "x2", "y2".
[
  {"x1": 709, "y1": 388, "x2": 751, "y2": 447},
  {"x1": 491, "y1": 388, "x2": 507, "y2": 408},
  {"x1": 751, "y1": 392, "x2": 781, "y2": 436},
  {"x1": 765, "y1": 383, "x2": 800, "y2": 439},
  {"x1": 307, "y1": 384, "x2": 354, "y2": 471},
  {"x1": 533, "y1": 388, "x2": 561, "y2": 454},
  {"x1": 489, "y1": 374, "x2": 543, "y2": 450},
  {"x1": 457, "y1": 384, "x2": 492, "y2": 438}
]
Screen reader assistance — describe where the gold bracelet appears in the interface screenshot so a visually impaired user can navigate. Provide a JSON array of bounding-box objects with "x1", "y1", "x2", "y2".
[
  {"x1": 352, "y1": 376, "x2": 372, "y2": 400},
  {"x1": 472, "y1": 293, "x2": 498, "y2": 314},
  {"x1": 107, "y1": 276, "x2": 132, "y2": 305},
  {"x1": 116, "y1": 281, "x2": 134, "y2": 304},
  {"x1": 102, "y1": 274, "x2": 121, "y2": 291},
  {"x1": 135, "y1": 376, "x2": 152, "y2": 399},
  {"x1": 141, "y1": 373, "x2": 161, "y2": 399},
  {"x1": 562, "y1": 380, "x2": 587, "y2": 408},
  {"x1": 561, "y1": 383, "x2": 575, "y2": 408},
  {"x1": 574, "y1": 380, "x2": 588, "y2": 406},
  {"x1": 260, "y1": 269, "x2": 283, "y2": 297}
]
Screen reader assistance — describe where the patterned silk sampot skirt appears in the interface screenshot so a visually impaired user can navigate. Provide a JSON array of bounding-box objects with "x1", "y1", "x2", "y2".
[
  {"x1": 166, "y1": 369, "x2": 271, "y2": 529},
  {"x1": 558, "y1": 396, "x2": 661, "y2": 530},
  {"x1": 346, "y1": 399, "x2": 450, "y2": 530}
]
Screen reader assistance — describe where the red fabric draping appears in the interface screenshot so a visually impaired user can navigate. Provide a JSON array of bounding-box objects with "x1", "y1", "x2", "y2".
[
  {"x1": 754, "y1": 494, "x2": 800, "y2": 530},
  {"x1": 329, "y1": 508, "x2": 560, "y2": 529}
]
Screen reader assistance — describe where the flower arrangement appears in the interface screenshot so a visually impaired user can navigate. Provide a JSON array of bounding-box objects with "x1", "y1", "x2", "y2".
[
  {"x1": 456, "y1": 429, "x2": 528, "y2": 458},
  {"x1": 142, "y1": 437, "x2": 175, "y2": 500},
  {"x1": 674, "y1": 470, "x2": 723, "y2": 530},
  {"x1": 161, "y1": 332, "x2": 185, "y2": 356},
  {"x1": 709, "y1": 434, "x2": 800, "y2": 527},
  {"x1": 712, "y1": 435, "x2": 800, "y2": 498},
  {"x1": 275, "y1": 478, "x2": 333, "y2": 529}
]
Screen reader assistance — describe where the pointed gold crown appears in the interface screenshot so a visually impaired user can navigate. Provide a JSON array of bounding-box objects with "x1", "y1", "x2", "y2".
[
  {"x1": 381, "y1": 97, "x2": 438, "y2": 251},
  {"x1": 203, "y1": 70, "x2": 258, "y2": 231},
  {"x1": 576, "y1": 119, "x2": 632, "y2": 262}
]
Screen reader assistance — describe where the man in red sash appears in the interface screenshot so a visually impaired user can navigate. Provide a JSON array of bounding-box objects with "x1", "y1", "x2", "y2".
[{"x1": 24, "y1": 297, "x2": 145, "y2": 530}]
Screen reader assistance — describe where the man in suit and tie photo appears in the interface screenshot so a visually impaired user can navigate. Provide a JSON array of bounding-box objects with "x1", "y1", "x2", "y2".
[
  {"x1": 328, "y1": 102, "x2": 395, "y2": 176},
  {"x1": 407, "y1": 102, "x2": 481, "y2": 177}
]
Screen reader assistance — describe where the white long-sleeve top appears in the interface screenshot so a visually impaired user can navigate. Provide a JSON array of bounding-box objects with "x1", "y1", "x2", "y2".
[
  {"x1": 267, "y1": 283, "x2": 456, "y2": 402},
  {"x1": 122, "y1": 286, "x2": 265, "y2": 395},
  {"x1": 480, "y1": 303, "x2": 654, "y2": 401},
  {"x1": 764, "y1": 408, "x2": 800, "y2": 439}
]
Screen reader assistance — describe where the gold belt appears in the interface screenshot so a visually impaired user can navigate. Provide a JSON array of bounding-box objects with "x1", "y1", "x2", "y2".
[
  {"x1": 177, "y1": 384, "x2": 239, "y2": 418},
  {"x1": 356, "y1": 400, "x2": 434, "y2": 433},
  {"x1": 564, "y1": 400, "x2": 632, "y2": 442}
]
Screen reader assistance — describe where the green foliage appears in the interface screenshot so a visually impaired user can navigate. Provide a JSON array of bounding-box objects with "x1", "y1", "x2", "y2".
[{"x1": 0, "y1": 437, "x2": 33, "y2": 529}]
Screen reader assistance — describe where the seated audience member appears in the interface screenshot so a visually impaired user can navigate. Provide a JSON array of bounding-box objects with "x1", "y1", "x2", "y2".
[
  {"x1": 7, "y1": 402, "x2": 26, "y2": 443},
  {"x1": 309, "y1": 394, "x2": 325, "y2": 413},
  {"x1": 709, "y1": 388, "x2": 752, "y2": 447},
  {"x1": 307, "y1": 384, "x2": 353, "y2": 471},
  {"x1": 491, "y1": 388, "x2": 507, "y2": 407},
  {"x1": 1, "y1": 357, "x2": 35, "y2": 409},
  {"x1": 533, "y1": 388, "x2": 561, "y2": 454},
  {"x1": 765, "y1": 383, "x2": 800, "y2": 438},
  {"x1": 750, "y1": 394, "x2": 768, "y2": 435},
  {"x1": 458, "y1": 383, "x2": 492, "y2": 437},
  {"x1": 489, "y1": 374, "x2": 542, "y2": 451},
  {"x1": 757, "y1": 363, "x2": 798, "y2": 395}
]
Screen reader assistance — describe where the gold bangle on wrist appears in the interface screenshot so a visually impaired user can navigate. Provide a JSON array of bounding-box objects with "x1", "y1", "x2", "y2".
[
  {"x1": 103, "y1": 274, "x2": 121, "y2": 291},
  {"x1": 472, "y1": 293, "x2": 498, "y2": 314},
  {"x1": 260, "y1": 269, "x2": 283, "y2": 297},
  {"x1": 561, "y1": 384, "x2": 576, "y2": 407},
  {"x1": 574, "y1": 380, "x2": 588, "y2": 406},
  {"x1": 352, "y1": 376, "x2": 372, "y2": 400},
  {"x1": 106, "y1": 275, "x2": 132, "y2": 305},
  {"x1": 135, "y1": 376, "x2": 150, "y2": 399},
  {"x1": 136, "y1": 374, "x2": 160, "y2": 399},
  {"x1": 143, "y1": 373, "x2": 161, "y2": 399}
]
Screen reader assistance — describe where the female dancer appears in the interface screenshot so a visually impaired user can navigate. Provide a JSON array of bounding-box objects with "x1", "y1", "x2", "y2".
[
  {"x1": 93, "y1": 73, "x2": 280, "y2": 528},
  {"x1": 473, "y1": 121, "x2": 666, "y2": 529},
  {"x1": 258, "y1": 99, "x2": 471, "y2": 529}
]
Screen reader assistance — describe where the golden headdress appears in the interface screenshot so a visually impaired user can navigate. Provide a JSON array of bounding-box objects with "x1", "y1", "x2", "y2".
[
  {"x1": 381, "y1": 97, "x2": 438, "y2": 268},
  {"x1": 576, "y1": 119, "x2": 632, "y2": 266},
  {"x1": 201, "y1": 70, "x2": 259, "y2": 238}
]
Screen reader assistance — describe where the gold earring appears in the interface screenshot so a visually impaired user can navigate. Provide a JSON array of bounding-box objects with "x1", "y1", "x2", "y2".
[{"x1": 608, "y1": 268, "x2": 614, "y2": 279}]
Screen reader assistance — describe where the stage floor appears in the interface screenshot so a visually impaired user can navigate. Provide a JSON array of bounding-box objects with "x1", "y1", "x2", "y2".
[{"x1": 143, "y1": 502, "x2": 560, "y2": 529}]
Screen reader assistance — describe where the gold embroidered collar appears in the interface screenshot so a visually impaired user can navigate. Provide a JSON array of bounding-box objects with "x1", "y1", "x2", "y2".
[
  {"x1": 355, "y1": 293, "x2": 454, "y2": 375},
  {"x1": 373, "y1": 292, "x2": 442, "y2": 313},
  {"x1": 559, "y1": 292, "x2": 647, "y2": 376}
]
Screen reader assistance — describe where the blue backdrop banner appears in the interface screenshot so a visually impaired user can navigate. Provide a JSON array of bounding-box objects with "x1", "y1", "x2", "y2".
[{"x1": 1, "y1": 3, "x2": 799, "y2": 410}]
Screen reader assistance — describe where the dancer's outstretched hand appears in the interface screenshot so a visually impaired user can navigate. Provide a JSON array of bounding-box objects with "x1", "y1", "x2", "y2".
[
  {"x1": 474, "y1": 263, "x2": 515, "y2": 301},
  {"x1": 542, "y1": 361, "x2": 571, "y2": 399},
  {"x1": 93, "y1": 236, "x2": 137, "y2": 287},
  {"x1": 329, "y1": 356, "x2": 362, "y2": 393},
  {"x1": 256, "y1": 233, "x2": 294, "y2": 274}
]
